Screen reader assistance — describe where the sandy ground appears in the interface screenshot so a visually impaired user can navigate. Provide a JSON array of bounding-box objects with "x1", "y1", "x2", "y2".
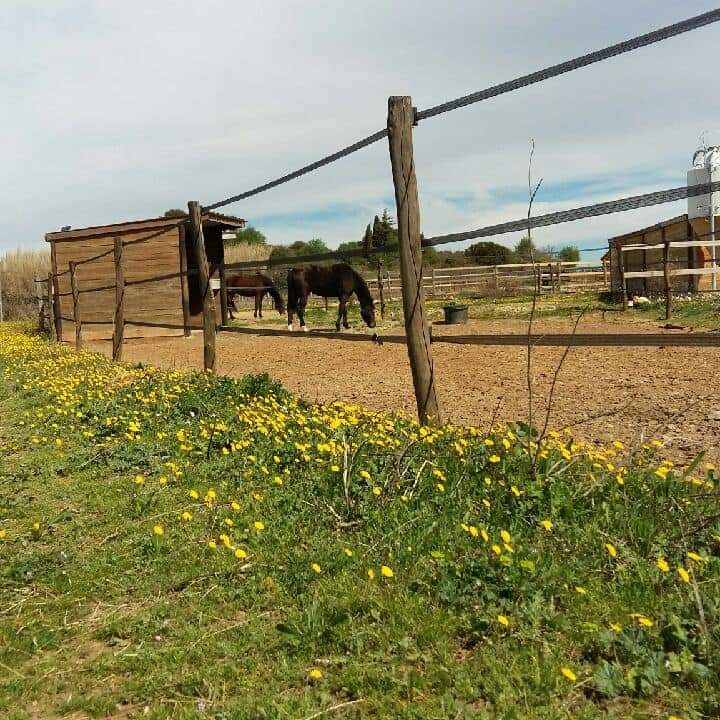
[{"x1": 80, "y1": 311, "x2": 720, "y2": 464}]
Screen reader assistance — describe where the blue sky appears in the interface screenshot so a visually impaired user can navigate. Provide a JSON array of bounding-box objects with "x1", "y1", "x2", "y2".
[{"x1": 3, "y1": 1, "x2": 720, "y2": 261}]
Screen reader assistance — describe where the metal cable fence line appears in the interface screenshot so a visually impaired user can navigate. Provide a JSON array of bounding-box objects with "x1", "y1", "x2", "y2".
[
  {"x1": 422, "y1": 181, "x2": 720, "y2": 247},
  {"x1": 204, "y1": 129, "x2": 388, "y2": 211},
  {"x1": 217, "y1": 181, "x2": 720, "y2": 270},
  {"x1": 203, "y1": 10, "x2": 719, "y2": 211},
  {"x1": 416, "y1": 9, "x2": 720, "y2": 121}
]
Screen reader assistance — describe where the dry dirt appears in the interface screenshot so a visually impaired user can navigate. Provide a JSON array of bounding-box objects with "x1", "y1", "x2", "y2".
[{"x1": 81, "y1": 312, "x2": 720, "y2": 464}]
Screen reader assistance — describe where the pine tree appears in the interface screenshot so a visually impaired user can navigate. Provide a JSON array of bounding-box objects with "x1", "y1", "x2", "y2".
[
  {"x1": 362, "y1": 224, "x2": 374, "y2": 255},
  {"x1": 372, "y1": 215, "x2": 385, "y2": 248}
]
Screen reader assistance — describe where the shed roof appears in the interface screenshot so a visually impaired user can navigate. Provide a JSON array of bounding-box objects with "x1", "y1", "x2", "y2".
[
  {"x1": 45, "y1": 212, "x2": 245, "y2": 242},
  {"x1": 607, "y1": 214, "x2": 687, "y2": 245}
]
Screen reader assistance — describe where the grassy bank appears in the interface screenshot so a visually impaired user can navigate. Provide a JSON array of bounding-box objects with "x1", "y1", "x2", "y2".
[{"x1": 0, "y1": 324, "x2": 718, "y2": 719}]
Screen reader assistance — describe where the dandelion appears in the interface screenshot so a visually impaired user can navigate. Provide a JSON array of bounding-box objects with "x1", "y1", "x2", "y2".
[
  {"x1": 687, "y1": 551, "x2": 702, "y2": 563},
  {"x1": 360, "y1": 470, "x2": 371, "y2": 480},
  {"x1": 134, "y1": 474, "x2": 145, "y2": 486},
  {"x1": 574, "y1": 586, "x2": 587, "y2": 595},
  {"x1": 656, "y1": 558, "x2": 670, "y2": 573},
  {"x1": 605, "y1": 543, "x2": 617, "y2": 558},
  {"x1": 637, "y1": 616, "x2": 654, "y2": 628},
  {"x1": 482, "y1": 499, "x2": 491, "y2": 509},
  {"x1": 468, "y1": 526, "x2": 479, "y2": 538},
  {"x1": 500, "y1": 530, "x2": 511, "y2": 544},
  {"x1": 273, "y1": 476, "x2": 283, "y2": 485},
  {"x1": 224, "y1": 518, "x2": 234, "y2": 527},
  {"x1": 311, "y1": 562, "x2": 322, "y2": 573},
  {"x1": 372, "y1": 486, "x2": 382, "y2": 496},
  {"x1": 480, "y1": 528, "x2": 489, "y2": 542},
  {"x1": 436, "y1": 483, "x2": 445, "y2": 493},
  {"x1": 343, "y1": 548, "x2": 353, "y2": 557},
  {"x1": 540, "y1": 519, "x2": 553, "y2": 531},
  {"x1": 330, "y1": 464, "x2": 340, "y2": 472},
  {"x1": 677, "y1": 566, "x2": 690, "y2": 584},
  {"x1": 367, "y1": 568, "x2": 375, "y2": 579},
  {"x1": 231, "y1": 501, "x2": 241, "y2": 511},
  {"x1": 235, "y1": 548, "x2": 248, "y2": 560},
  {"x1": 497, "y1": 614, "x2": 509, "y2": 626},
  {"x1": 491, "y1": 544, "x2": 502, "y2": 556},
  {"x1": 560, "y1": 667, "x2": 577, "y2": 682},
  {"x1": 488, "y1": 454, "x2": 501, "y2": 464},
  {"x1": 189, "y1": 489, "x2": 199, "y2": 499},
  {"x1": 253, "y1": 521, "x2": 265, "y2": 531},
  {"x1": 380, "y1": 565, "x2": 394, "y2": 578},
  {"x1": 181, "y1": 511, "x2": 192, "y2": 522},
  {"x1": 609, "y1": 623, "x2": 622, "y2": 633},
  {"x1": 308, "y1": 668, "x2": 323, "y2": 680},
  {"x1": 153, "y1": 525, "x2": 164, "y2": 536},
  {"x1": 0, "y1": 529, "x2": 6, "y2": 540},
  {"x1": 207, "y1": 541, "x2": 217, "y2": 550}
]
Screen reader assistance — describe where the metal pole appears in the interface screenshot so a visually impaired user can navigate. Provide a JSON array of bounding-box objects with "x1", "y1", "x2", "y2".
[{"x1": 711, "y1": 200, "x2": 717, "y2": 291}]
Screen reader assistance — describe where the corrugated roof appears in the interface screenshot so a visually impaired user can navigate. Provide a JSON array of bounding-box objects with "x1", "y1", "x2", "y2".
[{"x1": 46, "y1": 212, "x2": 245, "y2": 242}]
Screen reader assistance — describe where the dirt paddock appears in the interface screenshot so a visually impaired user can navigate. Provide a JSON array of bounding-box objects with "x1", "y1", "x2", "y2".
[{"x1": 80, "y1": 313, "x2": 720, "y2": 464}]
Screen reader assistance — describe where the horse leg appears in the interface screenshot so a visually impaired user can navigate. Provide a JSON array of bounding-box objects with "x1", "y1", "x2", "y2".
[
  {"x1": 258, "y1": 291, "x2": 264, "y2": 319},
  {"x1": 336, "y1": 298, "x2": 345, "y2": 332},
  {"x1": 342, "y1": 298, "x2": 350, "y2": 329},
  {"x1": 298, "y1": 296, "x2": 308, "y2": 332}
]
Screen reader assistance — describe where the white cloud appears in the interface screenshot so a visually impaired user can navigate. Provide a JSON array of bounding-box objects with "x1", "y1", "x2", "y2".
[{"x1": 2, "y1": 0, "x2": 720, "y2": 258}]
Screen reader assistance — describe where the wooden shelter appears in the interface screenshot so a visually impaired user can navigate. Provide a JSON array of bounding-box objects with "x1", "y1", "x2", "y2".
[
  {"x1": 606, "y1": 214, "x2": 714, "y2": 296},
  {"x1": 46, "y1": 212, "x2": 245, "y2": 339}
]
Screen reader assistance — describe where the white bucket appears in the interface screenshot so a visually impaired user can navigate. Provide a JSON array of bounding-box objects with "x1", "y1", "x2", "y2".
[{"x1": 210, "y1": 278, "x2": 221, "y2": 291}]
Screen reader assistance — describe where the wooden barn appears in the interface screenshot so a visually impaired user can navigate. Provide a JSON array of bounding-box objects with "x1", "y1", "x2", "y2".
[
  {"x1": 46, "y1": 212, "x2": 245, "y2": 339},
  {"x1": 605, "y1": 214, "x2": 715, "y2": 297}
]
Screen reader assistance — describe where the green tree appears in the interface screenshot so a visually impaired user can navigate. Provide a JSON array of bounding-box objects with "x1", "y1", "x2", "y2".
[
  {"x1": 228, "y1": 226, "x2": 267, "y2": 247},
  {"x1": 558, "y1": 245, "x2": 580, "y2": 262},
  {"x1": 269, "y1": 238, "x2": 329, "y2": 260},
  {"x1": 362, "y1": 224, "x2": 373, "y2": 255},
  {"x1": 514, "y1": 236, "x2": 536, "y2": 261},
  {"x1": 465, "y1": 241, "x2": 516, "y2": 265},
  {"x1": 163, "y1": 209, "x2": 186, "y2": 218}
]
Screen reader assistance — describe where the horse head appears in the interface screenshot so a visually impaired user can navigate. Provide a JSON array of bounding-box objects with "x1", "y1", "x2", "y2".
[
  {"x1": 360, "y1": 300, "x2": 376, "y2": 328},
  {"x1": 274, "y1": 295, "x2": 286, "y2": 316}
]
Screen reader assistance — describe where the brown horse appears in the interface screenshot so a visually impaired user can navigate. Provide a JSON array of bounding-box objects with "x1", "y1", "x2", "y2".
[
  {"x1": 224, "y1": 272, "x2": 285, "y2": 319},
  {"x1": 287, "y1": 263, "x2": 376, "y2": 332}
]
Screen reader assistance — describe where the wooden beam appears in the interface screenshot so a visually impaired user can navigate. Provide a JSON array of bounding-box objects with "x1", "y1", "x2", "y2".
[
  {"x1": 219, "y1": 253, "x2": 229, "y2": 326},
  {"x1": 387, "y1": 95, "x2": 441, "y2": 425},
  {"x1": 188, "y1": 201, "x2": 216, "y2": 372},
  {"x1": 112, "y1": 236, "x2": 125, "y2": 361},
  {"x1": 69, "y1": 261, "x2": 82, "y2": 350},
  {"x1": 663, "y1": 227, "x2": 672, "y2": 320},
  {"x1": 46, "y1": 272, "x2": 55, "y2": 340},
  {"x1": 49, "y1": 240, "x2": 63, "y2": 341},
  {"x1": 178, "y1": 223, "x2": 192, "y2": 337}
]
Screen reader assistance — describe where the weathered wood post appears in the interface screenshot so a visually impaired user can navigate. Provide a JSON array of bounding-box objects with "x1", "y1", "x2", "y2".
[
  {"x1": 188, "y1": 201, "x2": 216, "y2": 372},
  {"x1": 616, "y1": 242, "x2": 628, "y2": 310},
  {"x1": 112, "y1": 236, "x2": 125, "y2": 361},
  {"x1": 377, "y1": 259, "x2": 386, "y2": 319},
  {"x1": 178, "y1": 224, "x2": 192, "y2": 337},
  {"x1": 387, "y1": 96, "x2": 441, "y2": 425},
  {"x1": 69, "y1": 261, "x2": 82, "y2": 349},
  {"x1": 219, "y1": 261, "x2": 229, "y2": 326},
  {"x1": 50, "y1": 243, "x2": 63, "y2": 342},
  {"x1": 663, "y1": 229, "x2": 672, "y2": 320},
  {"x1": 556, "y1": 261, "x2": 563, "y2": 293},
  {"x1": 34, "y1": 277, "x2": 44, "y2": 332},
  {"x1": 46, "y1": 272, "x2": 55, "y2": 340}
]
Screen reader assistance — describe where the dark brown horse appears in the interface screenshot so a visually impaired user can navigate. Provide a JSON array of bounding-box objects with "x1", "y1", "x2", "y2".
[
  {"x1": 287, "y1": 263, "x2": 376, "y2": 332},
  {"x1": 224, "y1": 272, "x2": 285, "y2": 319}
]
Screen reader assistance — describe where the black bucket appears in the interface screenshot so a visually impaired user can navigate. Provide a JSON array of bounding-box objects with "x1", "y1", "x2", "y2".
[{"x1": 442, "y1": 304, "x2": 468, "y2": 324}]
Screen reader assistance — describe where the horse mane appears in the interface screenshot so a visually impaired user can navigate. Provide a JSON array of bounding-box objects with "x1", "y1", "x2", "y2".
[{"x1": 349, "y1": 267, "x2": 374, "y2": 306}]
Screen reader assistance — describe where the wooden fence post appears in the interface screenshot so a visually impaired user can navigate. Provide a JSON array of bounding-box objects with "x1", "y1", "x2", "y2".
[
  {"x1": 663, "y1": 229, "x2": 672, "y2": 320},
  {"x1": 46, "y1": 272, "x2": 55, "y2": 340},
  {"x1": 377, "y1": 259, "x2": 386, "y2": 319},
  {"x1": 616, "y1": 243, "x2": 628, "y2": 310},
  {"x1": 178, "y1": 224, "x2": 192, "y2": 337},
  {"x1": 219, "y1": 261, "x2": 229, "y2": 326},
  {"x1": 112, "y1": 236, "x2": 125, "y2": 361},
  {"x1": 387, "y1": 95, "x2": 441, "y2": 425},
  {"x1": 556, "y1": 261, "x2": 562, "y2": 293},
  {"x1": 34, "y1": 277, "x2": 44, "y2": 332},
  {"x1": 69, "y1": 261, "x2": 82, "y2": 349},
  {"x1": 50, "y1": 242, "x2": 63, "y2": 342},
  {"x1": 188, "y1": 201, "x2": 216, "y2": 372}
]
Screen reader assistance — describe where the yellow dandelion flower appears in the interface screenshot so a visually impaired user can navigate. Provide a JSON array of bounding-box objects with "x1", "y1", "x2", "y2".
[
  {"x1": 231, "y1": 501, "x2": 241, "y2": 511},
  {"x1": 605, "y1": 543, "x2": 617, "y2": 558},
  {"x1": 637, "y1": 616, "x2": 654, "y2": 628},
  {"x1": 134, "y1": 474, "x2": 144, "y2": 486},
  {"x1": 497, "y1": 614, "x2": 509, "y2": 626},
  {"x1": 380, "y1": 565, "x2": 394, "y2": 578},
  {"x1": 687, "y1": 552, "x2": 702, "y2": 563},
  {"x1": 360, "y1": 470, "x2": 371, "y2": 480},
  {"x1": 609, "y1": 623, "x2": 622, "y2": 633},
  {"x1": 207, "y1": 540, "x2": 217, "y2": 550},
  {"x1": 574, "y1": 586, "x2": 587, "y2": 595},
  {"x1": 343, "y1": 548, "x2": 353, "y2": 557},
  {"x1": 153, "y1": 525, "x2": 164, "y2": 536},
  {"x1": 491, "y1": 544, "x2": 502, "y2": 556},
  {"x1": 235, "y1": 548, "x2": 248, "y2": 559},
  {"x1": 330, "y1": 464, "x2": 340, "y2": 472},
  {"x1": 436, "y1": 483, "x2": 445, "y2": 493},
  {"x1": 540, "y1": 519, "x2": 553, "y2": 531},
  {"x1": 189, "y1": 489, "x2": 199, "y2": 499},
  {"x1": 677, "y1": 566, "x2": 690, "y2": 584},
  {"x1": 253, "y1": 521, "x2": 265, "y2": 531},
  {"x1": 482, "y1": 499, "x2": 491, "y2": 508},
  {"x1": 372, "y1": 486, "x2": 382, "y2": 496},
  {"x1": 367, "y1": 568, "x2": 375, "y2": 579},
  {"x1": 500, "y1": 530, "x2": 511, "y2": 544},
  {"x1": 488, "y1": 454, "x2": 501, "y2": 464},
  {"x1": 560, "y1": 667, "x2": 577, "y2": 682},
  {"x1": 480, "y1": 528, "x2": 489, "y2": 542},
  {"x1": 181, "y1": 511, "x2": 192, "y2": 522},
  {"x1": 308, "y1": 668, "x2": 323, "y2": 680},
  {"x1": 468, "y1": 526, "x2": 479, "y2": 538},
  {"x1": 311, "y1": 563, "x2": 322, "y2": 573},
  {"x1": 656, "y1": 558, "x2": 669, "y2": 573},
  {"x1": 0, "y1": 529, "x2": 6, "y2": 540}
]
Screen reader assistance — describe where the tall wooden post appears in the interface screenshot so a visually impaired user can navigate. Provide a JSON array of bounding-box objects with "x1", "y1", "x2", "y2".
[
  {"x1": 46, "y1": 273, "x2": 55, "y2": 340},
  {"x1": 616, "y1": 243, "x2": 628, "y2": 310},
  {"x1": 377, "y1": 259, "x2": 386, "y2": 319},
  {"x1": 69, "y1": 261, "x2": 82, "y2": 349},
  {"x1": 188, "y1": 201, "x2": 216, "y2": 372},
  {"x1": 663, "y1": 229, "x2": 672, "y2": 320},
  {"x1": 50, "y1": 241, "x2": 63, "y2": 342},
  {"x1": 556, "y1": 261, "x2": 562, "y2": 293},
  {"x1": 387, "y1": 96, "x2": 441, "y2": 425},
  {"x1": 219, "y1": 261, "x2": 229, "y2": 326},
  {"x1": 34, "y1": 277, "x2": 44, "y2": 332},
  {"x1": 178, "y1": 224, "x2": 192, "y2": 337},
  {"x1": 112, "y1": 237, "x2": 125, "y2": 361}
]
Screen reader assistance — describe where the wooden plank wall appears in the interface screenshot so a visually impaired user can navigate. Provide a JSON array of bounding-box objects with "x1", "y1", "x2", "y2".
[{"x1": 53, "y1": 226, "x2": 184, "y2": 334}]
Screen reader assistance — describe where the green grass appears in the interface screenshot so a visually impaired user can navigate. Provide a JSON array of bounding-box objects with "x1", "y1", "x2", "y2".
[
  {"x1": 632, "y1": 295, "x2": 720, "y2": 330},
  {"x1": 1, "y1": 323, "x2": 719, "y2": 719}
]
